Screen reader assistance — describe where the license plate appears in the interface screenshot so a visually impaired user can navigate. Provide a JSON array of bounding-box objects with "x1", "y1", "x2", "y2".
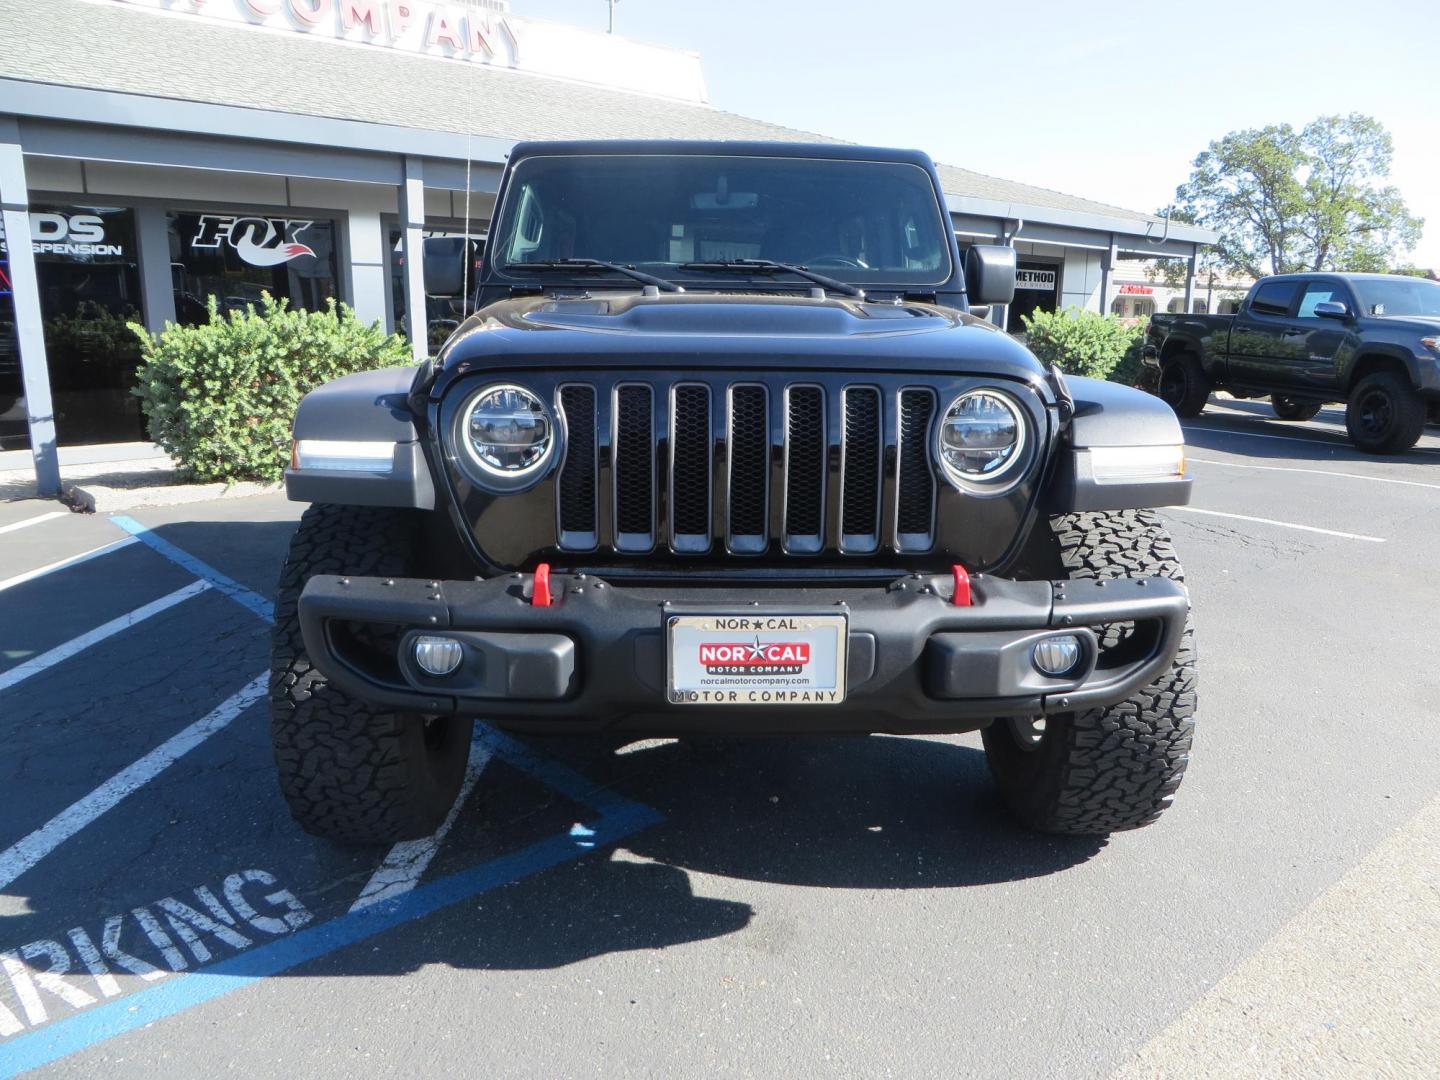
[{"x1": 666, "y1": 613, "x2": 848, "y2": 705}]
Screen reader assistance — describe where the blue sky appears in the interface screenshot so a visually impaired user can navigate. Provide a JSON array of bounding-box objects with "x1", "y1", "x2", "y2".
[{"x1": 515, "y1": 0, "x2": 1440, "y2": 268}]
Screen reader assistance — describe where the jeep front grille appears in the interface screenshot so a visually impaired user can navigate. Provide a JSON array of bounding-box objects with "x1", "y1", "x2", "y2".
[
  {"x1": 726, "y1": 385, "x2": 770, "y2": 552},
  {"x1": 783, "y1": 385, "x2": 826, "y2": 553},
  {"x1": 553, "y1": 375, "x2": 953, "y2": 558},
  {"x1": 896, "y1": 388, "x2": 937, "y2": 544},
  {"x1": 612, "y1": 384, "x2": 655, "y2": 551},
  {"x1": 839, "y1": 386, "x2": 882, "y2": 552}
]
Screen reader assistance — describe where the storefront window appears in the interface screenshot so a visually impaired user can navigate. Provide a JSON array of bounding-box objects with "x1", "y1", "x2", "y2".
[
  {"x1": 0, "y1": 266, "x2": 21, "y2": 450},
  {"x1": 168, "y1": 211, "x2": 339, "y2": 325},
  {"x1": 388, "y1": 228, "x2": 484, "y2": 354},
  {"x1": 1006, "y1": 261, "x2": 1060, "y2": 332},
  {"x1": 1111, "y1": 295, "x2": 1156, "y2": 320},
  {"x1": 0, "y1": 205, "x2": 143, "y2": 448}
]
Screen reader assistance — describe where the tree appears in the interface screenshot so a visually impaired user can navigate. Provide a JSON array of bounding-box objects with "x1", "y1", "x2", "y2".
[{"x1": 1173, "y1": 114, "x2": 1422, "y2": 277}]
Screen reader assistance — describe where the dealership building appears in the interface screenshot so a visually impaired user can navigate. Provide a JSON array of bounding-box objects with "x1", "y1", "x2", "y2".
[{"x1": 0, "y1": 0, "x2": 1216, "y2": 494}]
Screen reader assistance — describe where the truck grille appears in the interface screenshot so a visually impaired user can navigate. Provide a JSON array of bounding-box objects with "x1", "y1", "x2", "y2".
[{"x1": 553, "y1": 375, "x2": 949, "y2": 557}]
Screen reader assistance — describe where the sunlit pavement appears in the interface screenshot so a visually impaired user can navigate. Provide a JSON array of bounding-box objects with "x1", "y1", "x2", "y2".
[{"x1": 1, "y1": 400, "x2": 1436, "y2": 1078}]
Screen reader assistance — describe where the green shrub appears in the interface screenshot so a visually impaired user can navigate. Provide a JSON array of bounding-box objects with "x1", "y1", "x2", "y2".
[
  {"x1": 1020, "y1": 306, "x2": 1150, "y2": 386},
  {"x1": 1109, "y1": 328, "x2": 1159, "y2": 392},
  {"x1": 132, "y1": 295, "x2": 409, "y2": 483}
]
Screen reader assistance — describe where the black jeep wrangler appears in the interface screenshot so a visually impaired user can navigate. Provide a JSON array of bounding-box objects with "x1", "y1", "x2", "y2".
[{"x1": 272, "y1": 141, "x2": 1197, "y2": 844}]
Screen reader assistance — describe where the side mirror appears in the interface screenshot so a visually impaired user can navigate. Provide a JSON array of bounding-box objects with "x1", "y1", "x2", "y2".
[
  {"x1": 422, "y1": 237, "x2": 468, "y2": 297},
  {"x1": 965, "y1": 245, "x2": 1016, "y2": 306},
  {"x1": 1313, "y1": 300, "x2": 1349, "y2": 320}
]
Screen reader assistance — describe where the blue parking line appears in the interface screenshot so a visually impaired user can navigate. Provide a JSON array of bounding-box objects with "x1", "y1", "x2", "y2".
[
  {"x1": 110, "y1": 515, "x2": 273, "y2": 621},
  {"x1": 0, "y1": 519, "x2": 666, "y2": 1076},
  {"x1": 0, "y1": 751, "x2": 662, "y2": 1077}
]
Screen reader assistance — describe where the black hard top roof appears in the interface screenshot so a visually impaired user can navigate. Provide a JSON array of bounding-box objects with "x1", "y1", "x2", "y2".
[
  {"x1": 507, "y1": 139, "x2": 936, "y2": 169},
  {"x1": 1261, "y1": 272, "x2": 1432, "y2": 283}
]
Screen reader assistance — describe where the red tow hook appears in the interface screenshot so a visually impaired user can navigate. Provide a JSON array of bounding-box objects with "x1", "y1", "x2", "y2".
[
  {"x1": 951, "y1": 564, "x2": 972, "y2": 607},
  {"x1": 531, "y1": 562, "x2": 553, "y2": 607}
]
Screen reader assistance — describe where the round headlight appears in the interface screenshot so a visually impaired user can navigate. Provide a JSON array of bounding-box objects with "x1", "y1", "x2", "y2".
[
  {"x1": 937, "y1": 389, "x2": 1027, "y2": 485},
  {"x1": 459, "y1": 383, "x2": 554, "y2": 481}
]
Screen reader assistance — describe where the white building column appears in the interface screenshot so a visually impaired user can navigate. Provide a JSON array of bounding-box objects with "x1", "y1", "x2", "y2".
[
  {"x1": 345, "y1": 205, "x2": 389, "y2": 330},
  {"x1": 134, "y1": 203, "x2": 176, "y2": 332},
  {"x1": 991, "y1": 220, "x2": 1012, "y2": 330},
  {"x1": 0, "y1": 135, "x2": 61, "y2": 496},
  {"x1": 1098, "y1": 233, "x2": 1117, "y2": 318},
  {"x1": 399, "y1": 157, "x2": 427, "y2": 364},
  {"x1": 1182, "y1": 246, "x2": 1198, "y2": 314}
]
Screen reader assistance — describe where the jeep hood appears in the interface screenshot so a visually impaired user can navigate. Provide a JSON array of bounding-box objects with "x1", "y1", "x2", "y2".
[{"x1": 431, "y1": 292, "x2": 1050, "y2": 394}]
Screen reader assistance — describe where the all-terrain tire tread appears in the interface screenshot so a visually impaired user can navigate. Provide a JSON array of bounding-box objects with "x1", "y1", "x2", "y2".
[
  {"x1": 985, "y1": 510, "x2": 1196, "y2": 835},
  {"x1": 269, "y1": 503, "x2": 466, "y2": 844}
]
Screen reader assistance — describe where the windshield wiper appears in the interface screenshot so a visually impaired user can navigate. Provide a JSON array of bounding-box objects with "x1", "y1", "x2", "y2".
[
  {"x1": 679, "y1": 258, "x2": 863, "y2": 298},
  {"x1": 508, "y1": 258, "x2": 683, "y2": 293}
]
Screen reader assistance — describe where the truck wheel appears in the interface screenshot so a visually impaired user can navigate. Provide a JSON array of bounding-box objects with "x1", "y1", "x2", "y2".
[
  {"x1": 1157, "y1": 353, "x2": 1210, "y2": 417},
  {"x1": 982, "y1": 510, "x2": 1197, "y2": 835},
  {"x1": 269, "y1": 503, "x2": 474, "y2": 845},
  {"x1": 1271, "y1": 396, "x2": 1321, "y2": 421},
  {"x1": 1345, "y1": 370, "x2": 1426, "y2": 453}
]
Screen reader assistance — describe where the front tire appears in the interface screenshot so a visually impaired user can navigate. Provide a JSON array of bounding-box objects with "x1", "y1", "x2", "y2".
[
  {"x1": 269, "y1": 503, "x2": 473, "y2": 845},
  {"x1": 1157, "y1": 352, "x2": 1210, "y2": 418},
  {"x1": 982, "y1": 510, "x2": 1197, "y2": 835},
  {"x1": 1345, "y1": 370, "x2": 1426, "y2": 453},
  {"x1": 1271, "y1": 396, "x2": 1321, "y2": 421}
]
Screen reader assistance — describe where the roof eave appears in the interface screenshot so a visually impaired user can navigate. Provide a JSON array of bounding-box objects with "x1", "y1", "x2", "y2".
[{"x1": 944, "y1": 192, "x2": 1220, "y2": 246}]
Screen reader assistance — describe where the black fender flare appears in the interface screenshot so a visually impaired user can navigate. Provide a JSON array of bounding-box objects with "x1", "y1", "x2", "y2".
[
  {"x1": 1046, "y1": 376, "x2": 1191, "y2": 512},
  {"x1": 284, "y1": 366, "x2": 437, "y2": 509}
]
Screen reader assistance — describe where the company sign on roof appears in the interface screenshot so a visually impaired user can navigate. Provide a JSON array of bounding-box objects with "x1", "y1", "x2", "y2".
[{"x1": 109, "y1": 0, "x2": 708, "y2": 101}]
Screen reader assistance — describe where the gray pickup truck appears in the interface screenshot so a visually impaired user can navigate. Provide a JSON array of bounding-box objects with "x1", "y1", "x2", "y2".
[{"x1": 1145, "y1": 272, "x2": 1440, "y2": 452}]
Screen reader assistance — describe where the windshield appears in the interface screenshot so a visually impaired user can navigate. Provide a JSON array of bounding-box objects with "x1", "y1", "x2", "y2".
[
  {"x1": 489, "y1": 154, "x2": 952, "y2": 287},
  {"x1": 1351, "y1": 277, "x2": 1440, "y2": 318}
]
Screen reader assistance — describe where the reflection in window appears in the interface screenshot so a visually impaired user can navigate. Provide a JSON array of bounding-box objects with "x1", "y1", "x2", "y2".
[
  {"x1": 388, "y1": 228, "x2": 486, "y2": 354},
  {"x1": 0, "y1": 205, "x2": 144, "y2": 448},
  {"x1": 168, "y1": 211, "x2": 339, "y2": 326},
  {"x1": 1296, "y1": 284, "x2": 1338, "y2": 318},
  {"x1": 489, "y1": 154, "x2": 951, "y2": 287}
]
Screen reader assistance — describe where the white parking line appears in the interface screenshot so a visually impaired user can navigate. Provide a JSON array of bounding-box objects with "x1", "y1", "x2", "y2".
[
  {"x1": 0, "y1": 672, "x2": 266, "y2": 890},
  {"x1": 1165, "y1": 506, "x2": 1386, "y2": 543},
  {"x1": 1184, "y1": 423, "x2": 1440, "y2": 455},
  {"x1": 349, "y1": 741, "x2": 495, "y2": 912},
  {"x1": 0, "y1": 511, "x2": 68, "y2": 536},
  {"x1": 0, "y1": 536, "x2": 139, "y2": 593},
  {"x1": 1188, "y1": 457, "x2": 1440, "y2": 491},
  {"x1": 0, "y1": 580, "x2": 212, "y2": 694}
]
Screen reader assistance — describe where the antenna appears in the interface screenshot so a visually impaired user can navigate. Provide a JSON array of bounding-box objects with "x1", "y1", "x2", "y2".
[{"x1": 461, "y1": 41, "x2": 476, "y2": 321}]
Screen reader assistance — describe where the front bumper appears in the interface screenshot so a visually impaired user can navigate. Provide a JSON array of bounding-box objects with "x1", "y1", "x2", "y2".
[{"x1": 297, "y1": 571, "x2": 1189, "y2": 735}]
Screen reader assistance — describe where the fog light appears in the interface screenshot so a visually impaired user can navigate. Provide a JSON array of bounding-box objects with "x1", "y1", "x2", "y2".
[
  {"x1": 414, "y1": 635, "x2": 463, "y2": 677},
  {"x1": 1032, "y1": 635, "x2": 1081, "y2": 677}
]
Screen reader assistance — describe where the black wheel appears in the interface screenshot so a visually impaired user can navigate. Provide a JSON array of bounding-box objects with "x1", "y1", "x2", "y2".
[
  {"x1": 982, "y1": 510, "x2": 1197, "y2": 835},
  {"x1": 269, "y1": 503, "x2": 473, "y2": 844},
  {"x1": 1271, "y1": 396, "x2": 1321, "y2": 421},
  {"x1": 1157, "y1": 352, "x2": 1210, "y2": 417},
  {"x1": 1345, "y1": 370, "x2": 1426, "y2": 453}
]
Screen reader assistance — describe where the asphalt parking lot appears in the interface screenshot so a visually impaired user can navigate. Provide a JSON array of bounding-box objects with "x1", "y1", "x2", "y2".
[{"x1": 1, "y1": 399, "x2": 1437, "y2": 1079}]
